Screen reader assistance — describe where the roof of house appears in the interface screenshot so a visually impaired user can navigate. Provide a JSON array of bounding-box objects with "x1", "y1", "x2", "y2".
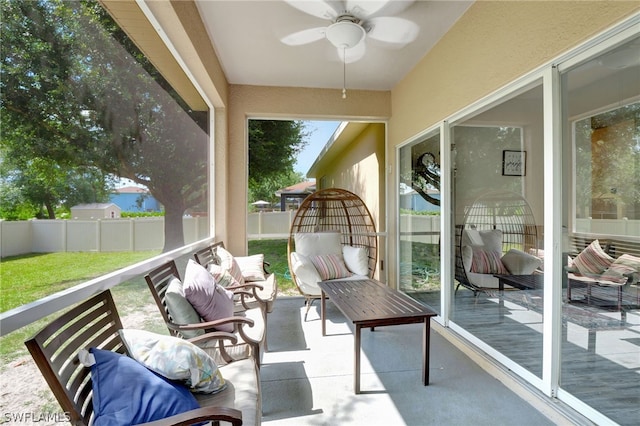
[
  {"x1": 276, "y1": 181, "x2": 316, "y2": 196},
  {"x1": 71, "y1": 203, "x2": 120, "y2": 210},
  {"x1": 113, "y1": 186, "x2": 148, "y2": 194}
]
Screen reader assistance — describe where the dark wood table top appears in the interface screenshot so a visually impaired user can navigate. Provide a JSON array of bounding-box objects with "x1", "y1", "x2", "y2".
[
  {"x1": 318, "y1": 279, "x2": 437, "y2": 326},
  {"x1": 493, "y1": 274, "x2": 544, "y2": 290}
]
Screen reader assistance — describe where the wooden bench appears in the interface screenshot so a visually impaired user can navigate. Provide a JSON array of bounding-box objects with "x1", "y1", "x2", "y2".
[
  {"x1": 145, "y1": 259, "x2": 265, "y2": 368},
  {"x1": 195, "y1": 242, "x2": 277, "y2": 350},
  {"x1": 25, "y1": 290, "x2": 261, "y2": 425},
  {"x1": 194, "y1": 242, "x2": 278, "y2": 314}
]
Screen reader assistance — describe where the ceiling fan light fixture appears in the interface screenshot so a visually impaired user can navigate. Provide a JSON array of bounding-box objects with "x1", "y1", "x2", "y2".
[{"x1": 325, "y1": 21, "x2": 365, "y2": 49}]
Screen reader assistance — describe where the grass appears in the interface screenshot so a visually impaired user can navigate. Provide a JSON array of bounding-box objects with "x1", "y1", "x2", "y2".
[
  {"x1": 0, "y1": 240, "x2": 295, "y2": 362},
  {"x1": 0, "y1": 251, "x2": 159, "y2": 312},
  {"x1": 0, "y1": 251, "x2": 159, "y2": 362},
  {"x1": 248, "y1": 238, "x2": 297, "y2": 296}
]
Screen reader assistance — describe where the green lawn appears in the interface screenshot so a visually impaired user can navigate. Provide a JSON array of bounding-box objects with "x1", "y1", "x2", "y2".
[
  {"x1": 0, "y1": 251, "x2": 160, "y2": 312},
  {"x1": 0, "y1": 251, "x2": 160, "y2": 362},
  {"x1": 248, "y1": 239, "x2": 297, "y2": 296},
  {"x1": 0, "y1": 240, "x2": 296, "y2": 362}
]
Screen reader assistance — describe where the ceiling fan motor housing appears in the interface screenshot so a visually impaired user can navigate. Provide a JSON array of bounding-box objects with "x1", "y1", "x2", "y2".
[{"x1": 325, "y1": 14, "x2": 366, "y2": 49}]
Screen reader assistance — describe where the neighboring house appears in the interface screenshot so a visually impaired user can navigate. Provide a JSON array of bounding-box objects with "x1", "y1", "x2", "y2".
[
  {"x1": 110, "y1": 186, "x2": 162, "y2": 213},
  {"x1": 399, "y1": 184, "x2": 440, "y2": 213},
  {"x1": 70, "y1": 203, "x2": 121, "y2": 219},
  {"x1": 275, "y1": 180, "x2": 316, "y2": 211}
]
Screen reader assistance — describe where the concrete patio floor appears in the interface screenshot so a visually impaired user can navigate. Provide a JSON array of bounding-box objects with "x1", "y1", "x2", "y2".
[{"x1": 259, "y1": 296, "x2": 588, "y2": 426}]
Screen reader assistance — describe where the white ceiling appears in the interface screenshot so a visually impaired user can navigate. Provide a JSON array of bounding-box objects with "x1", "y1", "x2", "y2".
[{"x1": 196, "y1": 0, "x2": 473, "y2": 91}]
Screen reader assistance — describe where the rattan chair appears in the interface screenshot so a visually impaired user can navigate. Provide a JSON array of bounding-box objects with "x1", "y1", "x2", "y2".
[
  {"x1": 287, "y1": 188, "x2": 378, "y2": 319},
  {"x1": 455, "y1": 190, "x2": 539, "y2": 294}
]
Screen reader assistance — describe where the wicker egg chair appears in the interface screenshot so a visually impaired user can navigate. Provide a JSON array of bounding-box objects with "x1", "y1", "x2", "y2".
[
  {"x1": 287, "y1": 188, "x2": 378, "y2": 319},
  {"x1": 455, "y1": 190, "x2": 539, "y2": 294}
]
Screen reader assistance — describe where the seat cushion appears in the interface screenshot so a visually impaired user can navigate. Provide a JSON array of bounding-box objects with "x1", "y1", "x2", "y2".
[
  {"x1": 196, "y1": 358, "x2": 261, "y2": 426},
  {"x1": 254, "y1": 273, "x2": 277, "y2": 312},
  {"x1": 290, "y1": 252, "x2": 323, "y2": 296}
]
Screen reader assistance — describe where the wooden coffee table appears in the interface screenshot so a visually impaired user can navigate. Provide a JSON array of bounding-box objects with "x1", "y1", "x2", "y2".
[{"x1": 318, "y1": 279, "x2": 437, "y2": 394}]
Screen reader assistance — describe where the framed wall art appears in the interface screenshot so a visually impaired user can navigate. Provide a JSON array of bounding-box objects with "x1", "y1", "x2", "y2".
[{"x1": 502, "y1": 150, "x2": 526, "y2": 176}]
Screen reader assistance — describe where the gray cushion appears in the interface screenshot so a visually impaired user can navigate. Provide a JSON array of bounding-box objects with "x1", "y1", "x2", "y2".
[
  {"x1": 196, "y1": 358, "x2": 261, "y2": 426},
  {"x1": 501, "y1": 249, "x2": 542, "y2": 275},
  {"x1": 165, "y1": 276, "x2": 203, "y2": 339}
]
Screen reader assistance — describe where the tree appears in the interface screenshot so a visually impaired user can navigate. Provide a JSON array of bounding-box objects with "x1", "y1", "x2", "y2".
[
  {"x1": 248, "y1": 120, "x2": 309, "y2": 203},
  {"x1": 1, "y1": 0, "x2": 208, "y2": 251},
  {"x1": 249, "y1": 170, "x2": 306, "y2": 207}
]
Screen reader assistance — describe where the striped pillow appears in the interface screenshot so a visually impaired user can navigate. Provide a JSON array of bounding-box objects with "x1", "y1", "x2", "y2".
[
  {"x1": 600, "y1": 254, "x2": 640, "y2": 284},
  {"x1": 470, "y1": 248, "x2": 508, "y2": 274},
  {"x1": 309, "y1": 254, "x2": 352, "y2": 281},
  {"x1": 572, "y1": 240, "x2": 614, "y2": 276},
  {"x1": 216, "y1": 246, "x2": 245, "y2": 286}
]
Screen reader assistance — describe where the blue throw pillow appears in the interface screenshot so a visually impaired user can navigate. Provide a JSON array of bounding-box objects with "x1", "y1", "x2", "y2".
[{"x1": 90, "y1": 348, "x2": 200, "y2": 426}]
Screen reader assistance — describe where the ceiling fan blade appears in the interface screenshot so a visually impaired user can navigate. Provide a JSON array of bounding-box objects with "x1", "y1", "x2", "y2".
[
  {"x1": 367, "y1": 16, "x2": 419, "y2": 46},
  {"x1": 283, "y1": 0, "x2": 341, "y2": 20},
  {"x1": 366, "y1": 0, "x2": 415, "y2": 18},
  {"x1": 346, "y1": 1, "x2": 389, "y2": 18},
  {"x1": 281, "y1": 27, "x2": 327, "y2": 46}
]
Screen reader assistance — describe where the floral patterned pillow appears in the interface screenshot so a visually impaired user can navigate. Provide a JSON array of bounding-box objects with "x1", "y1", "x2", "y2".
[{"x1": 119, "y1": 329, "x2": 226, "y2": 394}]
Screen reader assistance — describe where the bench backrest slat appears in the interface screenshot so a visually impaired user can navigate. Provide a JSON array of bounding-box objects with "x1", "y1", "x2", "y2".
[{"x1": 25, "y1": 291, "x2": 124, "y2": 426}]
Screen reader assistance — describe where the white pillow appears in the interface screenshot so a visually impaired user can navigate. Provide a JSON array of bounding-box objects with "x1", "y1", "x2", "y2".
[
  {"x1": 342, "y1": 245, "x2": 369, "y2": 276},
  {"x1": 501, "y1": 249, "x2": 542, "y2": 275},
  {"x1": 462, "y1": 229, "x2": 484, "y2": 246},
  {"x1": 119, "y1": 329, "x2": 226, "y2": 394},
  {"x1": 479, "y1": 229, "x2": 503, "y2": 253},
  {"x1": 461, "y1": 245, "x2": 473, "y2": 273},
  {"x1": 235, "y1": 254, "x2": 266, "y2": 282},
  {"x1": 294, "y1": 232, "x2": 342, "y2": 257},
  {"x1": 290, "y1": 251, "x2": 322, "y2": 295}
]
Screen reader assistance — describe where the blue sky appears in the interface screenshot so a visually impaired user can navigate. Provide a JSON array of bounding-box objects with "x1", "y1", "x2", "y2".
[{"x1": 296, "y1": 121, "x2": 341, "y2": 177}]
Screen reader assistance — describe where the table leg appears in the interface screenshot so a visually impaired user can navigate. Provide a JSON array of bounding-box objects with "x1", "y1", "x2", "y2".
[
  {"x1": 422, "y1": 316, "x2": 430, "y2": 386},
  {"x1": 321, "y1": 291, "x2": 326, "y2": 337},
  {"x1": 355, "y1": 324, "x2": 361, "y2": 394}
]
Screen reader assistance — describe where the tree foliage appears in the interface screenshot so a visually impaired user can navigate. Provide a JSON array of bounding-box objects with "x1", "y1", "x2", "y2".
[
  {"x1": 248, "y1": 120, "x2": 308, "y2": 203},
  {"x1": 1, "y1": 0, "x2": 207, "y2": 251}
]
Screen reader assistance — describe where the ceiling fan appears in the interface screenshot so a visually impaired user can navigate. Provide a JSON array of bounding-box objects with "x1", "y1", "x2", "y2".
[{"x1": 281, "y1": 0, "x2": 420, "y2": 64}]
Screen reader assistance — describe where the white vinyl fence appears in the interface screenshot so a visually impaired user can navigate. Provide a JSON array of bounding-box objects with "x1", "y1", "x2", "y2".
[
  {"x1": 247, "y1": 210, "x2": 297, "y2": 239},
  {"x1": 0, "y1": 217, "x2": 208, "y2": 258},
  {"x1": 3, "y1": 214, "x2": 638, "y2": 258}
]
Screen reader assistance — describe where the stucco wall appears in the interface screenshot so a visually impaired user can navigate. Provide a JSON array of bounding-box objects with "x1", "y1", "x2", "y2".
[
  {"x1": 227, "y1": 85, "x2": 390, "y2": 254},
  {"x1": 386, "y1": 1, "x2": 640, "y2": 286},
  {"x1": 311, "y1": 123, "x2": 386, "y2": 280},
  {"x1": 312, "y1": 123, "x2": 385, "y2": 231}
]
